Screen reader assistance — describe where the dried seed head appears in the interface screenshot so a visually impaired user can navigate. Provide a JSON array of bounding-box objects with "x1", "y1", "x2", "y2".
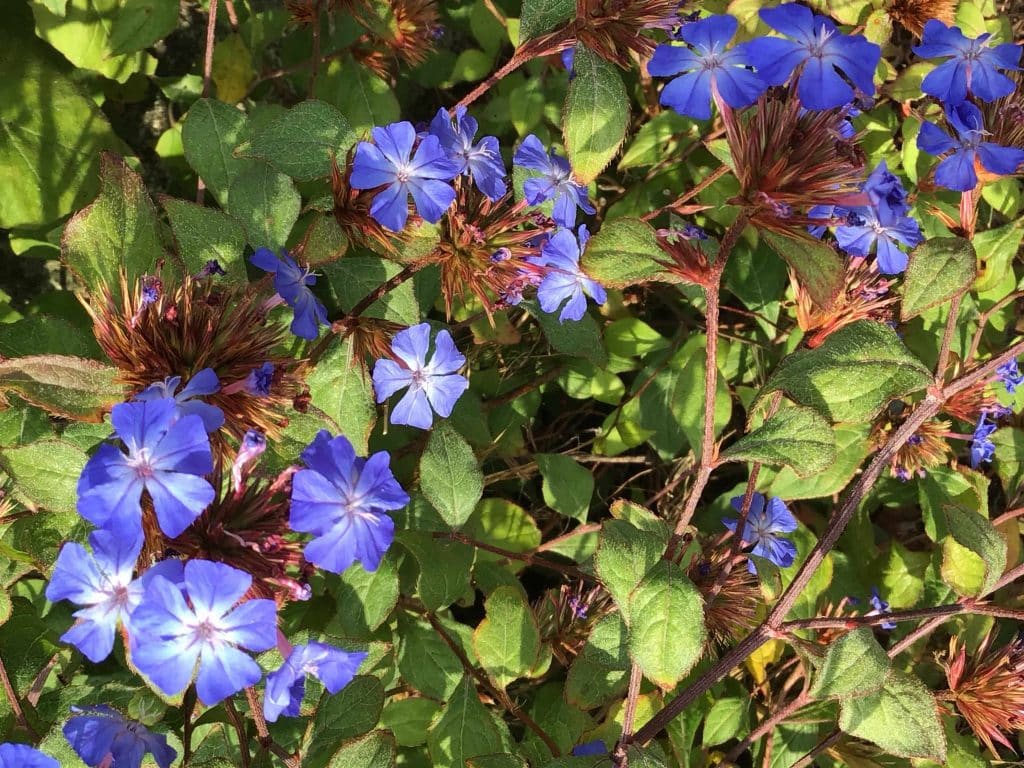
[
  {"x1": 871, "y1": 413, "x2": 952, "y2": 481},
  {"x1": 983, "y1": 71, "x2": 1024, "y2": 152},
  {"x1": 533, "y1": 582, "x2": 613, "y2": 665},
  {"x1": 885, "y1": 0, "x2": 956, "y2": 36},
  {"x1": 88, "y1": 273, "x2": 302, "y2": 441},
  {"x1": 944, "y1": 632, "x2": 1024, "y2": 755},
  {"x1": 722, "y1": 91, "x2": 866, "y2": 233},
  {"x1": 332, "y1": 154, "x2": 409, "y2": 254},
  {"x1": 576, "y1": 0, "x2": 680, "y2": 68},
  {"x1": 794, "y1": 258, "x2": 898, "y2": 347},
  {"x1": 689, "y1": 547, "x2": 761, "y2": 646}
]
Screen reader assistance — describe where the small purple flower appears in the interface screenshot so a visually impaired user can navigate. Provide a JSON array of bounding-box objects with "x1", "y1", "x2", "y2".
[
  {"x1": 428, "y1": 107, "x2": 507, "y2": 200},
  {"x1": 834, "y1": 206, "x2": 923, "y2": 275},
  {"x1": 140, "y1": 276, "x2": 161, "y2": 307},
  {"x1": 863, "y1": 160, "x2": 911, "y2": 223},
  {"x1": 530, "y1": 226, "x2": 607, "y2": 323},
  {"x1": 513, "y1": 135, "x2": 595, "y2": 228},
  {"x1": 250, "y1": 248, "x2": 329, "y2": 341},
  {"x1": 135, "y1": 367, "x2": 224, "y2": 433},
  {"x1": 745, "y1": 3, "x2": 880, "y2": 110},
  {"x1": 648, "y1": 14, "x2": 767, "y2": 120},
  {"x1": 918, "y1": 101, "x2": 1024, "y2": 191},
  {"x1": 372, "y1": 323, "x2": 469, "y2": 429},
  {"x1": 572, "y1": 740, "x2": 607, "y2": 757},
  {"x1": 232, "y1": 430, "x2": 267, "y2": 493},
  {"x1": 868, "y1": 587, "x2": 897, "y2": 630},
  {"x1": 77, "y1": 399, "x2": 215, "y2": 539},
  {"x1": 45, "y1": 531, "x2": 144, "y2": 663},
  {"x1": 996, "y1": 358, "x2": 1024, "y2": 395},
  {"x1": 264, "y1": 642, "x2": 367, "y2": 722},
  {"x1": 562, "y1": 47, "x2": 576, "y2": 77},
  {"x1": 0, "y1": 744, "x2": 57, "y2": 768},
  {"x1": 195, "y1": 259, "x2": 227, "y2": 278},
  {"x1": 723, "y1": 492, "x2": 798, "y2": 574},
  {"x1": 290, "y1": 430, "x2": 409, "y2": 574},
  {"x1": 130, "y1": 560, "x2": 277, "y2": 705},
  {"x1": 63, "y1": 705, "x2": 176, "y2": 768},
  {"x1": 350, "y1": 121, "x2": 460, "y2": 231},
  {"x1": 914, "y1": 20, "x2": 1021, "y2": 105},
  {"x1": 246, "y1": 362, "x2": 275, "y2": 397},
  {"x1": 970, "y1": 414, "x2": 997, "y2": 468}
]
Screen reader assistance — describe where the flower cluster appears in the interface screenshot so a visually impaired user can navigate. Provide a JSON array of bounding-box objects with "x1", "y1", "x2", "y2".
[{"x1": 722, "y1": 492, "x2": 798, "y2": 574}]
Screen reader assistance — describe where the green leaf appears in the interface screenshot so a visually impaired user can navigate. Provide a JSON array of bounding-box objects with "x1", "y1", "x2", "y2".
[
  {"x1": 327, "y1": 730, "x2": 396, "y2": 768},
  {"x1": 0, "y1": 316, "x2": 102, "y2": 359},
  {"x1": 61, "y1": 153, "x2": 162, "y2": 295},
  {"x1": 304, "y1": 676, "x2": 384, "y2": 768},
  {"x1": 719, "y1": 406, "x2": 837, "y2": 477},
  {"x1": 580, "y1": 218, "x2": 667, "y2": 288},
  {"x1": 399, "y1": 532, "x2": 475, "y2": 611},
  {"x1": 762, "y1": 230, "x2": 844, "y2": 308},
  {"x1": 562, "y1": 46, "x2": 629, "y2": 184},
  {"x1": 397, "y1": 614, "x2": 466, "y2": 700},
  {"x1": 882, "y1": 541, "x2": 929, "y2": 608},
  {"x1": 108, "y1": 0, "x2": 179, "y2": 55},
  {"x1": 226, "y1": 163, "x2": 301, "y2": 251},
  {"x1": 565, "y1": 614, "x2": 631, "y2": 709},
  {"x1": 627, "y1": 561, "x2": 706, "y2": 688},
  {"x1": 595, "y1": 519, "x2": 664, "y2": 619},
  {"x1": 162, "y1": 198, "x2": 247, "y2": 283},
  {"x1": 314, "y1": 55, "x2": 400, "y2": 137},
  {"x1": 472, "y1": 586, "x2": 542, "y2": 688},
  {"x1": 462, "y1": 498, "x2": 542, "y2": 572},
  {"x1": 382, "y1": 697, "x2": 441, "y2": 747},
  {"x1": 604, "y1": 318, "x2": 668, "y2": 358},
  {"x1": 182, "y1": 98, "x2": 254, "y2": 205},
  {"x1": 236, "y1": 100, "x2": 356, "y2": 181},
  {"x1": 808, "y1": 627, "x2": 889, "y2": 699},
  {"x1": 0, "y1": 13, "x2": 128, "y2": 229},
  {"x1": 766, "y1": 424, "x2": 871, "y2": 500},
  {"x1": 419, "y1": 422, "x2": 483, "y2": 529},
  {"x1": 0, "y1": 598, "x2": 61, "y2": 698},
  {"x1": 838, "y1": 670, "x2": 946, "y2": 760},
  {"x1": 940, "y1": 504, "x2": 1006, "y2": 596},
  {"x1": 702, "y1": 697, "x2": 748, "y2": 747},
  {"x1": 0, "y1": 355, "x2": 125, "y2": 422},
  {"x1": 519, "y1": 0, "x2": 573, "y2": 42},
  {"x1": 307, "y1": 336, "x2": 377, "y2": 455},
  {"x1": 536, "y1": 454, "x2": 594, "y2": 522},
  {"x1": 332, "y1": 553, "x2": 400, "y2": 639},
  {"x1": 758, "y1": 321, "x2": 931, "y2": 422},
  {"x1": 0, "y1": 440, "x2": 86, "y2": 515},
  {"x1": 619, "y1": 111, "x2": 694, "y2": 171},
  {"x1": 900, "y1": 237, "x2": 976, "y2": 320},
  {"x1": 31, "y1": 0, "x2": 156, "y2": 83},
  {"x1": 427, "y1": 676, "x2": 508, "y2": 768},
  {"x1": 525, "y1": 301, "x2": 608, "y2": 367},
  {"x1": 322, "y1": 257, "x2": 420, "y2": 325}
]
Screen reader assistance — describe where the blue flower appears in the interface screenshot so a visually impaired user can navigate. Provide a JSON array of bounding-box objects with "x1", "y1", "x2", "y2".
[
  {"x1": 571, "y1": 740, "x2": 607, "y2": 757},
  {"x1": 195, "y1": 259, "x2": 226, "y2": 278},
  {"x1": 834, "y1": 207, "x2": 923, "y2": 275},
  {"x1": 264, "y1": 642, "x2": 368, "y2": 722},
  {"x1": 350, "y1": 121, "x2": 460, "y2": 231},
  {"x1": 723, "y1": 492, "x2": 798, "y2": 574},
  {"x1": 130, "y1": 560, "x2": 277, "y2": 705},
  {"x1": 868, "y1": 587, "x2": 897, "y2": 630},
  {"x1": 914, "y1": 19, "x2": 1021, "y2": 105},
  {"x1": 246, "y1": 362, "x2": 275, "y2": 397},
  {"x1": 428, "y1": 107, "x2": 507, "y2": 200},
  {"x1": 45, "y1": 531, "x2": 147, "y2": 663},
  {"x1": 996, "y1": 358, "x2": 1024, "y2": 395},
  {"x1": 648, "y1": 14, "x2": 767, "y2": 120},
  {"x1": 862, "y1": 160, "x2": 911, "y2": 223},
  {"x1": 562, "y1": 47, "x2": 576, "y2": 77},
  {"x1": 63, "y1": 705, "x2": 176, "y2": 768},
  {"x1": 513, "y1": 135, "x2": 596, "y2": 228},
  {"x1": 745, "y1": 4, "x2": 880, "y2": 110},
  {"x1": 135, "y1": 367, "x2": 224, "y2": 433},
  {"x1": 970, "y1": 414, "x2": 998, "y2": 468},
  {"x1": 0, "y1": 744, "x2": 57, "y2": 768},
  {"x1": 917, "y1": 101, "x2": 1024, "y2": 191},
  {"x1": 250, "y1": 248, "x2": 329, "y2": 341},
  {"x1": 77, "y1": 399, "x2": 215, "y2": 539},
  {"x1": 372, "y1": 323, "x2": 469, "y2": 429},
  {"x1": 290, "y1": 430, "x2": 409, "y2": 574},
  {"x1": 530, "y1": 226, "x2": 607, "y2": 323}
]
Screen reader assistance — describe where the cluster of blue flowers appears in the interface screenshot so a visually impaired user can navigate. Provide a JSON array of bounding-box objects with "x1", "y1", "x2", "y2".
[
  {"x1": 809, "y1": 161, "x2": 924, "y2": 274},
  {"x1": 35, "y1": 347, "x2": 424, "y2": 765}
]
